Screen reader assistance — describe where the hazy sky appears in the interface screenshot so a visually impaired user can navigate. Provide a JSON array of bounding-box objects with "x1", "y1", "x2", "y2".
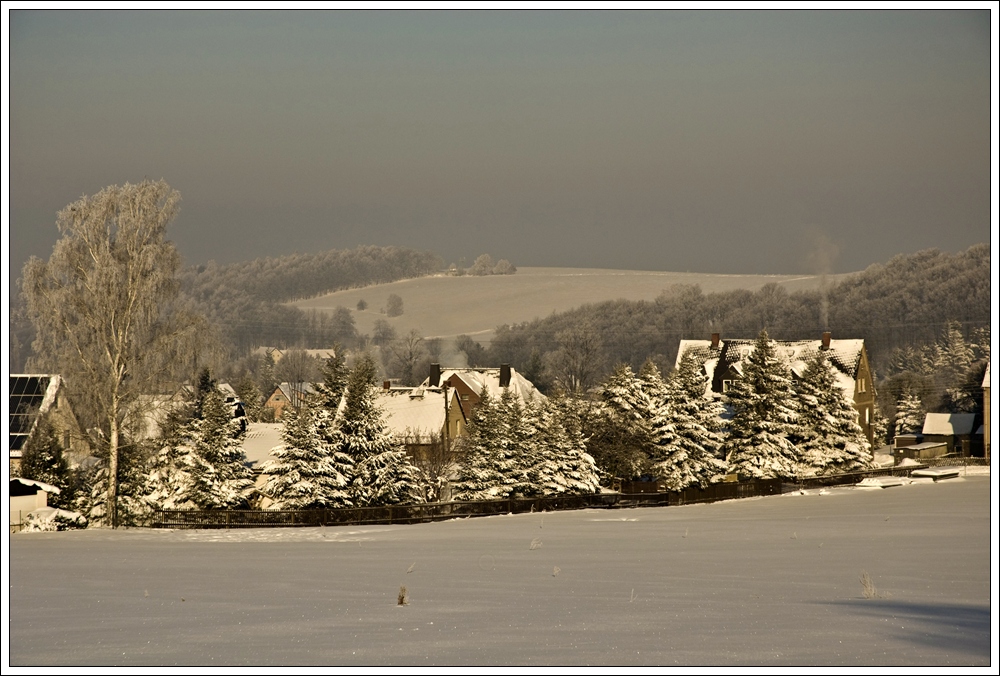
[{"x1": 7, "y1": 10, "x2": 993, "y2": 285}]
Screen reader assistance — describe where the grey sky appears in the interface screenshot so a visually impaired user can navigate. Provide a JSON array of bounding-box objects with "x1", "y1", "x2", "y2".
[{"x1": 7, "y1": 10, "x2": 992, "y2": 285}]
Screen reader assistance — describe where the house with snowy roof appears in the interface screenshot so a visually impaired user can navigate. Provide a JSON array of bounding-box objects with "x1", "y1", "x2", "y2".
[
  {"x1": 264, "y1": 382, "x2": 318, "y2": 420},
  {"x1": 375, "y1": 383, "x2": 467, "y2": 464},
  {"x1": 9, "y1": 375, "x2": 91, "y2": 471},
  {"x1": 675, "y1": 332, "x2": 876, "y2": 449},
  {"x1": 417, "y1": 364, "x2": 545, "y2": 418},
  {"x1": 921, "y1": 413, "x2": 982, "y2": 457}
]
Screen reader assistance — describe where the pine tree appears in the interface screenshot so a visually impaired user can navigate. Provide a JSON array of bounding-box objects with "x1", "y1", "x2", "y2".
[
  {"x1": 314, "y1": 346, "x2": 350, "y2": 410},
  {"x1": 234, "y1": 374, "x2": 263, "y2": 423},
  {"x1": 795, "y1": 352, "x2": 873, "y2": 476},
  {"x1": 894, "y1": 387, "x2": 926, "y2": 436},
  {"x1": 603, "y1": 363, "x2": 653, "y2": 432},
  {"x1": 77, "y1": 441, "x2": 152, "y2": 527},
  {"x1": 187, "y1": 387, "x2": 256, "y2": 509},
  {"x1": 673, "y1": 350, "x2": 727, "y2": 460},
  {"x1": 19, "y1": 415, "x2": 71, "y2": 508},
  {"x1": 651, "y1": 367, "x2": 727, "y2": 491},
  {"x1": 338, "y1": 353, "x2": 422, "y2": 506},
  {"x1": 261, "y1": 404, "x2": 353, "y2": 509},
  {"x1": 722, "y1": 329, "x2": 801, "y2": 480},
  {"x1": 528, "y1": 397, "x2": 602, "y2": 495},
  {"x1": 452, "y1": 388, "x2": 527, "y2": 500}
]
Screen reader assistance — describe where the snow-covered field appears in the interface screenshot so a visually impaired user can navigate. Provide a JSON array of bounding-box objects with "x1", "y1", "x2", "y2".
[{"x1": 8, "y1": 473, "x2": 995, "y2": 667}]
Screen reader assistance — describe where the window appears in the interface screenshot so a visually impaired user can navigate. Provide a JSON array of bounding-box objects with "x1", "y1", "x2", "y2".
[
  {"x1": 858, "y1": 378, "x2": 866, "y2": 393},
  {"x1": 865, "y1": 408, "x2": 870, "y2": 424},
  {"x1": 722, "y1": 380, "x2": 733, "y2": 392}
]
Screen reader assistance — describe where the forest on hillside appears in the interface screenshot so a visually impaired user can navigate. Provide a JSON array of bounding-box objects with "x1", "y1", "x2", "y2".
[
  {"x1": 9, "y1": 245, "x2": 443, "y2": 371},
  {"x1": 453, "y1": 245, "x2": 990, "y2": 434}
]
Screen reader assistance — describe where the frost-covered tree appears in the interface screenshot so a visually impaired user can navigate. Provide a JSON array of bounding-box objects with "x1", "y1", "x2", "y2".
[
  {"x1": 145, "y1": 386, "x2": 254, "y2": 511},
  {"x1": 794, "y1": 352, "x2": 873, "y2": 476},
  {"x1": 651, "y1": 366, "x2": 727, "y2": 491},
  {"x1": 934, "y1": 321, "x2": 974, "y2": 386},
  {"x1": 19, "y1": 415, "x2": 72, "y2": 508},
  {"x1": 314, "y1": 347, "x2": 349, "y2": 410},
  {"x1": 532, "y1": 394, "x2": 602, "y2": 495},
  {"x1": 76, "y1": 441, "x2": 152, "y2": 527},
  {"x1": 452, "y1": 388, "x2": 529, "y2": 501},
  {"x1": 234, "y1": 374, "x2": 264, "y2": 423},
  {"x1": 186, "y1": 388, "x2": 256, "y2": 509},
  {"x1": 721, "y1": 329, "x2": 801, "y2": 480},
  {"x1": 261, "y1": 404, "x2": 354, "y2": 509},
  {"x1": 894, "y1": 387, "x2": 926, "y2": 436},
  {"x1": 603, "y1": 363, "x2": 653, "y2": 429},
  {"x1": 22, "y1": 180, "x2": 201, "y2": 527},
  {"x1": 673, "y1": 349, "x2": 727, "y2": 460},
  {"x1": 338, "y1": 354, "x2": 422, "y2": 506}
]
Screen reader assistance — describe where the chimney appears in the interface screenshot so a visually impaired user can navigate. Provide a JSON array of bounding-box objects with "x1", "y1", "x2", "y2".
[
  {"x1": 429, "y1": 363, "x2": 441, "y2": 387},
  {"x1": 383, "y1": 380, "x2": 391, "y2": 391},
  {"x1": 711, "y1": 333, "x2": 720, "y2": 349},
  {"x1": 821, "y1": 331, "x2": 831, "y2": 350},
  {"x1": 499, "y1": 364, "x2": 512, "y2": 388}
]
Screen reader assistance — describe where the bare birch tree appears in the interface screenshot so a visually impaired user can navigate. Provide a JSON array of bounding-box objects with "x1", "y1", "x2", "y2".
[{"x1": 22, "y1": 180, "x2": 198, "y2": 527}]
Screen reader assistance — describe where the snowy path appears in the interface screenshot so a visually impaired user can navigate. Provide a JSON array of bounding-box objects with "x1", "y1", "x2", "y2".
[{"x1": 8, "y1": 475, "x2": 994, "y2": 666}]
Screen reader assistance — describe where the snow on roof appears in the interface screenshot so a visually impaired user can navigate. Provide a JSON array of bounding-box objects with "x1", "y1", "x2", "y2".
[
  {"x1": 11, "y1": 477, "x2": 61, "y2": 494},
  {"x1": 241, "y1": 423, "x2": 284, "y2": 466},
  {"x1": 922, "y1": 413, "x2": 977, "y2": 436},
  {"x1": 424, "y1": 368, "x2": 545, "y2": 404},
  {"x1": 676, "y1": 337, "x2": 866, "y2": 400},
  {"x1": 377, "y1": 388, "x2": 450, "y2": 439}
]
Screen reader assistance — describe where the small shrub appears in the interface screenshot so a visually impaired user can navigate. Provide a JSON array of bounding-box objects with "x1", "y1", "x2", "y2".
[
  {"x1": 397, "y1": 585, "x2": 409, "y2": 606},
  {"x1": 860, "y1": 571, "x2": 879, "y2": 599}
]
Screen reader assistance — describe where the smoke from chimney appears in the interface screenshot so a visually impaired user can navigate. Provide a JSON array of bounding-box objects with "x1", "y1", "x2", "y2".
[{"x1": 804, "y1": 228, "x2": 840, "y2": 330}]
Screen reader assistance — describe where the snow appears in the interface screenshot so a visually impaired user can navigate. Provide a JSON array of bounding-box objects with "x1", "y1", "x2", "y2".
[
  {"x1": 921, "y1": 413, "x2": 978, "y2": 436},
  {"x1": 7, "y1": 474, "x2": 994, "y2": 666},
  {"x1": 10, "y1": 478, "x2": 61, "y2": 495}
]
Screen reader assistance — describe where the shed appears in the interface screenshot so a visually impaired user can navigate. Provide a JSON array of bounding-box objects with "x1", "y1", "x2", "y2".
[
  {"x1": 922, "y1": 413, "x2": 981, "y2": 457},
  {"x1": 10, "y1": 478, "x2": 61, "y2": 533}
]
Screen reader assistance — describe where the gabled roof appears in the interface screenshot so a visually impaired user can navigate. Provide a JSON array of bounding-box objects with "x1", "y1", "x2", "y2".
[
  {"x1": 922, "y1": 413, "x2": 978, "y2": 436},
  {"x1": 676, "y1": 338, "x2": 866, "y2": 399},
  {"x1": 420, "y1": 367, "x2": 545, "y2": 404},
  {"x1": 9, "y1": 375, "x2": 63, "y2": 453},
  {"x1": 376, "y1": 387, "x2": 458, "y2": 440},
  {"x1": 270, "y1": 382, "x2": 318, "y2": 408}
]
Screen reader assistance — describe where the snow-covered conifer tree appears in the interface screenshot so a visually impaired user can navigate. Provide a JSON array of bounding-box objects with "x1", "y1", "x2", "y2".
[
  {"x1": 721, "y1": 329, "x2": 801, "y2": 480},
  {"x1": 261, "y1": 403, "x2": 353, "y2": 509},
  {"x1": 530, "y1": 395, "x2": 602, "y2": 495},
  {"x1": 314, "y1": 347, "x2": 349, "y2": 410},
  {"x1": 894, "y1": 387, "x2": 926, "y2": 436},
  {"x1": 338, "y1": 353, "x2": 422, "y2": 506},
  {"x1": 651, "y1": 365, "x2": 727, "y2": 491},
  {"x1": 603, "y1": 363, "x2": 653, "y2": 431},
  {"x1": 794, "y1": 351, "x2": 873, "y2": 475},
  {"x1": 452, "y1": 388, "x2": 530, "y2": 500},
  {"x1": 187, "y1": 387, "x2": 256, "y2": 509}
]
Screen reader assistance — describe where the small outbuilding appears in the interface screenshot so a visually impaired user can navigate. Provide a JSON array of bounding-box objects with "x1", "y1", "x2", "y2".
[{"x1": 10, "y1": 478, "x2": 61, "y2": 533}]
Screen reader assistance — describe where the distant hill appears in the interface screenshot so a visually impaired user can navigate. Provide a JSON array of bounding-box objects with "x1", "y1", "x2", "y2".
[{"x1": 292, "y1": 267, "x2": 854, "y2": 342}]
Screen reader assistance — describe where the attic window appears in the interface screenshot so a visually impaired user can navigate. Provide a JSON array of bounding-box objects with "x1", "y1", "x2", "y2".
[
  {"x1": 858, "y1": 378, "x2": 866, "y2": 393},
  {"x1": 461, "y1": 394, "x2": 469, "y2": 401}
]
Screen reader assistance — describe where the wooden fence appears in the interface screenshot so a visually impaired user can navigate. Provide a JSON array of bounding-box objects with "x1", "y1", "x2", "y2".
[{"x1": 150, "y1": 477, "x2": 786, "y2": 529}]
